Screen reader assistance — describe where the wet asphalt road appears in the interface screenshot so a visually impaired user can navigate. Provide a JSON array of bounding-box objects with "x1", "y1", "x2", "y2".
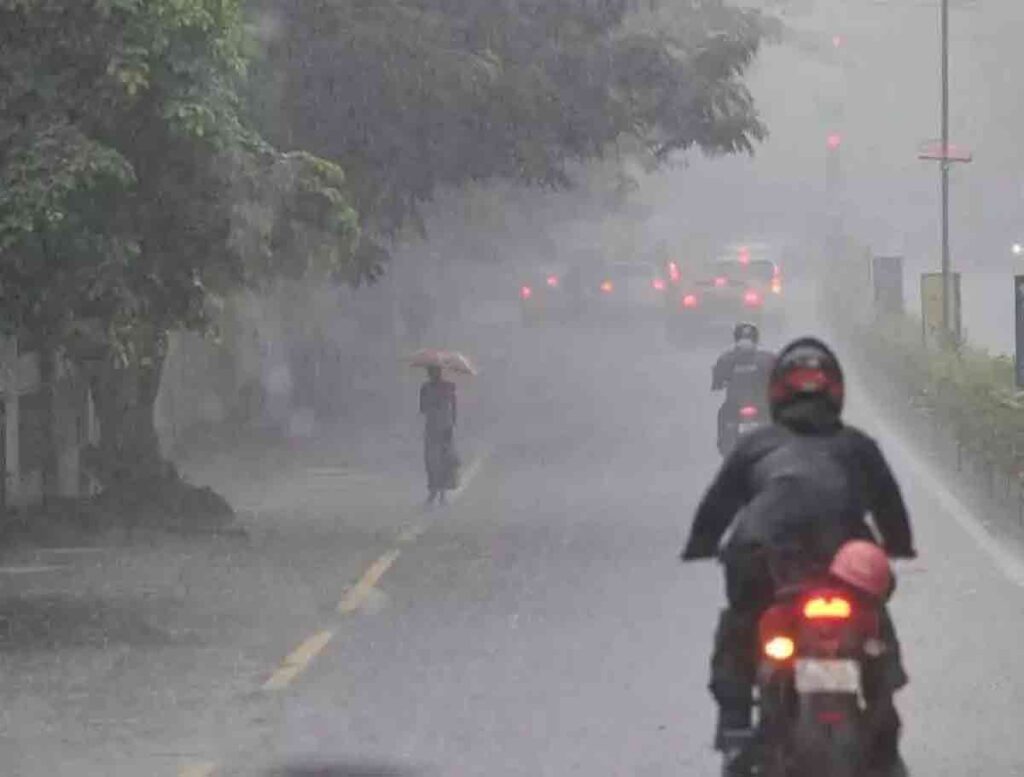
[
  {"x1": 216, "y1": 313, "x2": 1024, "y2": 776},
  {"x1": 4, "y1": 309, "x2": 1024, "y2": 775}
]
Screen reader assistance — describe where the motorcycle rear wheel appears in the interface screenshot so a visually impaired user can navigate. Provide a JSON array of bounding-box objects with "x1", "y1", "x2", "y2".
[{"x1": 790, "y1": 694, "x2": 865, "y2": 777}]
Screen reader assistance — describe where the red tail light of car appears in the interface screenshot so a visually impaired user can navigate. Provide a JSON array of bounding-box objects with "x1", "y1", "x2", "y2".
[
  {"x1": 803, "y1": 595, "x2": 853, "y2": 620},
  {"x1": 600, "y1": 280, "x2": 614, "y2": 294},
  {"x1": 652, "y1": 278, "x2": 666, "y2": 291},
  {"x1": 520, "y1": 285, "x2": 533, "y2": 300},
  {"x1": 744, "y1": 290, "x2": 762, "y2": 307},
  {"x1": 739, "y1": 405, "x2": 759, "y2": 419},
  {"x1": 682, "y1": 293, "x2": 698, "y2": 308},
  {"x1": 546, "y1": 275, "x2": 559, "y2": 288},
  {"x1": 714, "y1": 276, "x2": 728, "y2": 288}
]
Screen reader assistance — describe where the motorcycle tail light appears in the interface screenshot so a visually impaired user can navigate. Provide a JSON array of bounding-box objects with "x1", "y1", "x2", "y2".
[
  {"x1": 764, "y1": 636, "x2": 795, "y2": 661},
  {"x1": 600, "y1": 280, "x2": 614, "y2": 294},
  {"x1": 546, "y1": 275, "x2": 559, "y2": 288},
  {"x1": 714, "y1": 276, "x2": 728, "y2": 288},
  {"x1": 682, "y1": 293, "x2": 698, "y2": 308},
  {"x1": 759, "y1": 603, "x2": 796, "y2": 649},
  {"x1": 520, "y1": 285, "x2": 533, "y2": 300},
  {"x1": 652, "y1": 278, "x2": 666, "y2": 291},
  {"x1": 739, "y1": 405, "x2": 758, "y2": 419},
  {"x1": 744, "y1": 290, "x2": 762, "y2": 307},
  {"x1": 803, "y1": 596, "x2": 852, "y2": 620}
]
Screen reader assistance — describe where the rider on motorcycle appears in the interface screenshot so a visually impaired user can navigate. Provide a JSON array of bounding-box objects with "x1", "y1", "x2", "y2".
[
  {"x1": 712, "y1": 322, "x2": 775, "y2": 454},
  {"x1": 682, "y1": 337, "x2": 916, "y2": 776}
]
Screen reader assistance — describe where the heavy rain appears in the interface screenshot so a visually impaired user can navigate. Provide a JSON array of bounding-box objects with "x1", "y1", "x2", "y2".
[{"x1": 1, "y1": 0, "x2": 1023, "y2": 775}]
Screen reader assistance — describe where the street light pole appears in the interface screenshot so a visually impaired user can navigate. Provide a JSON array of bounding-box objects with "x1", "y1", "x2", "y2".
[{"x1": 940, "y1": 0, "x2": 952, "y2": 337}]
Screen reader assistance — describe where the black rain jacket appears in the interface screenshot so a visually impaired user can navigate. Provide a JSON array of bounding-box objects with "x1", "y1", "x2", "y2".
[
  {"x1": 712, "y1": 346, "x2": 776, "y2": 407},
  {"x1": 682, "y1": 400, "x2": 915, "y2": 565}
]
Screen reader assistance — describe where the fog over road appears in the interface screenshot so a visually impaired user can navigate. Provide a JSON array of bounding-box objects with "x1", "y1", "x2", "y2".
[{"x1": 3, "y1": 289, "x2": 1024, "y2": 777}]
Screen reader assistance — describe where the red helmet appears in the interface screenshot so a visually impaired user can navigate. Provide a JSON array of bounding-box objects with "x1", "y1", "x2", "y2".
[
  {"x1": 769, "y1": 337, "x2": 844, "y2": 418},
  {"x1": 829, "y1": 540, "x2": 892, "y2": 599}
]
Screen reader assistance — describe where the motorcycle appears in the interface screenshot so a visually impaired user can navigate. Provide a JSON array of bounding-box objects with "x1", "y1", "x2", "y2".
[
  {"x1": 730, "y1": 551, "x2": 893, "y2": 777},
  {"x1": 719, "y1": 402, "x2": 768, "y2": 456}
]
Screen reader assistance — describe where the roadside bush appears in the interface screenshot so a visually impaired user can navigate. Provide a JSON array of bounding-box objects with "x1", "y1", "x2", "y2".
[{"x1": 840, "y1": 302, "x2": 1024, "y2": 490}]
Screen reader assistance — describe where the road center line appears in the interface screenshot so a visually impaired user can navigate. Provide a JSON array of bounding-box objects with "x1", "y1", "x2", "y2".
[
  {"x1": 338, "y1": 549, "x2": 401, "y2": 614},
  {"x1": 449, "y1": 447, "x2": 492, "y2": 502},
  {"x1": 398, "y1": 525, "x2": 425, "y2": 544},
  {"x1": 178, "y1": 761, "x2": 217, "y2": 777},
  {"x1": 175, "y1": 449, "x2": 491, "y2": 771},
  {"x1": 262, "y1": 629, "x2": 335, "y2": 691}
]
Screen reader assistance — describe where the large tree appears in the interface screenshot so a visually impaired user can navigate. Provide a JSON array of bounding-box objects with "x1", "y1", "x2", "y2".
[
  {"x1": 0, "y1": 0, "x2": 360, "y2": 504},
  {"x1": 248, "y1": 0, "x2": 770, "y2": 242}
]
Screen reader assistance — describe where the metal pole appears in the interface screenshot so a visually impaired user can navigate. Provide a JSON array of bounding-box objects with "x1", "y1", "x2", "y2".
[{"x1": 940, "y1": 0, "x2": 951, "y2": 336}]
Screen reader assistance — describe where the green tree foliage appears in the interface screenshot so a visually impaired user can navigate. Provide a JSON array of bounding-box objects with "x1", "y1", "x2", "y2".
[
  {"x1": 0, "y1": 0, "x2": 360, "y2": 494},
  {"x1": 248, "y1": 0, "x2": 769, "y2": 240}
]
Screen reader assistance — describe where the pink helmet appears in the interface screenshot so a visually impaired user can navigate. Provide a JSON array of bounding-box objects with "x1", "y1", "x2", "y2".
[{"x1": 829, "y1": 540, "x2": 892, "y2": 599}]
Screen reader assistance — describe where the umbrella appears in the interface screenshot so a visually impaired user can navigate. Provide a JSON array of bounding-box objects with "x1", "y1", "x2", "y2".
[{"x1": 407, "y1": 348, "x2": 478, "y2": 376}]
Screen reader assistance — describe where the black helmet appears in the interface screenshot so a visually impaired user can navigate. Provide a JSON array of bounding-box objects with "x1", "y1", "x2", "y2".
[
  {"x1": 733, "y1": 321, "x2": 760, "y2": 344},
  {"x1": 769, "y1": 337, "x2": 844, "y2": 418}
]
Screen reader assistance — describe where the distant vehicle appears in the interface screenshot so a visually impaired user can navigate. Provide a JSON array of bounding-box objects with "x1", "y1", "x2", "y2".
[
  {"x1": 666, "y1": 248, "x2": 784, "y2": 345},
  {"x1": 663, "y1": 257, "x2": 683, "y2": 289},
  {"x1": 582, "y1": 261, "x2": 668, "y2": 320},
  {"x1": 519, "y1": 264, "x2": 584, "y2": 325},
  {"x1": 719, "y1": 402, "x2": 768, "y2": 457}
]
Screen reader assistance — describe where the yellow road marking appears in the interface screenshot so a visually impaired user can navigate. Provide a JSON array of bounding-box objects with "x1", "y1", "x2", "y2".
[
  {"x1": 262, "y1": 629, "x2": 335, "y2": 691},
  {"x1": 338, "y1": 549, "x2": 401, "y2": 614},
  {"x1": 178, "y1": 763, "x2": 217, "y2": 777},
  {"x1": 398, "y1": 525, "x2": 425, "y2": 544},
  {"x1": 449, "y1": 448, "x2": 492, "y2": 502}
]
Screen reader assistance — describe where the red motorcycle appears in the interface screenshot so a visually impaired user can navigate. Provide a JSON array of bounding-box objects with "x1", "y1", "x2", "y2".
[{"x1": 738, "y1": 541, "x2": 897, "y2": 777}]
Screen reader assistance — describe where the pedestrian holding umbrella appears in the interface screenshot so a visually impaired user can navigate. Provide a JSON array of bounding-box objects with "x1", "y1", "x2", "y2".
[{"x1": 406, "y1": 350, "x2": 476, "y2": 505}]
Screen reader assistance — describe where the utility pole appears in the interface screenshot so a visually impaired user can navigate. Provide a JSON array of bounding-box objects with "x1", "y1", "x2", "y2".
[
  {"x1": 940, "y1": 0, "x2": 951, "y2": 336},
  {"x1": 826, "y1": 132, "x2": 843, "y2": 251}
]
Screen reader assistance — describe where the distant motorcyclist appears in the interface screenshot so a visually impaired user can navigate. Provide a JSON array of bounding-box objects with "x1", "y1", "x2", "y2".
[
  {"x1": 712, "y1": 323, "x2": 775, "y2": 454},
  {"x1": 682, "y1": 337, "x2": 916, "y2": 777}
]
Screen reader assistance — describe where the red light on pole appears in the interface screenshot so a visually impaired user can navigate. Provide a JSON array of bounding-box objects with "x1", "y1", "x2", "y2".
[{"x1": 827, "y1": 133, "x2": 842, "y2": 151}]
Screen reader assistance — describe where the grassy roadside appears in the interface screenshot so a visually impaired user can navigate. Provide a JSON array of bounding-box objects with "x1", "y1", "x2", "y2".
[{"x1": 822, "y1": 247, "x2": 1024, "y2": 533}]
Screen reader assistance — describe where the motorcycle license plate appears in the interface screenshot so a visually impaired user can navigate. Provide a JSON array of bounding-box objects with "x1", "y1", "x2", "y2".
[
  {"x1": 794, "y1": 659, "x2": 861, "y2": 694},
  {"x1": 738, "y1": 422, "x2": 762, "y2": 435}
]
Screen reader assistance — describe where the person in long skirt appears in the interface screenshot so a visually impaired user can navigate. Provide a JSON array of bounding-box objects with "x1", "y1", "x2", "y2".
[{"x1": 420, "y1": 365, "x2": 458, "y2": 504}]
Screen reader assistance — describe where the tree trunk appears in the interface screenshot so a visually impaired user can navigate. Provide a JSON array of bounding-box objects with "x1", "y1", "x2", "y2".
[
  {"x1": 75, "y1": 337, "x2": 171, "y2": 490},
  {"x1": 66, "y1": 325, "x2": 234, "y2": 527},
  {"x1": 38, "y1": 343, "x2": 58, "y2": 504}
]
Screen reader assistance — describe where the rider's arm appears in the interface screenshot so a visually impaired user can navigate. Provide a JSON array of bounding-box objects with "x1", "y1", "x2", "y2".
[
  {"x1": 861, "y1": 435, "x2": 916, "y2": 559},
  {"x1": 711, "y1": 352, "x2": 730, "y2": 391},
  {"x1": 681, "y1": 448, "x2": 749, "y2": 560}
]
